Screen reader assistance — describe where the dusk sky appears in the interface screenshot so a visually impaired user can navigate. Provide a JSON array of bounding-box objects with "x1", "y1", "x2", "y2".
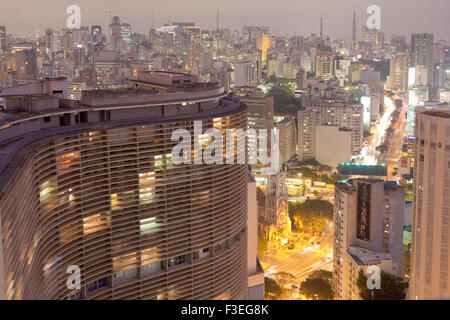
[{"x1": 2, "y1": 0, "x2": 450, "y2": 40}]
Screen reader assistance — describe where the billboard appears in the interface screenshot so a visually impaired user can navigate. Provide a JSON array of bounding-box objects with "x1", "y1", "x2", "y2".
[
  {"x1": 361, "y1": 96, "x2": 371, "y2": 127},
  {"x1": 357, "y1": 182, "x2": 371, "y2": 241},
  {"x1": 338, "y1": 163, "x2": 387, "y2": 176}
]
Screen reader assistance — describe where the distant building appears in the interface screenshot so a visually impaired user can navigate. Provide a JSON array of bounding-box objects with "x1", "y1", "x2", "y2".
[
  {"x1": 0, "y1": 26, "x2": 6, "y2": 52},
  {"x1": 234, "y1": 87, "x2": 274, "y2": 161},
  {"x1": 296, "y1": 68, "x2": 307, "y2": 90},
  {"x1": 315, "y1": 51, "x2": 333, "y2": 80},
  {"x1": 411, "y1": 34, "x2": 434, "y2": 86},
  {"x1": 120, "y1": 23, "x2": 132, "y2": 44},
  {"x1": 389, "y1": 53, "x2": 408, "y2": 92},
  {"x1": 315, "y1": 125, "x2": 352, "y2": 168},
  {"x1": 276, "y1": 118, "x2": 297, "y2": 164},
  {"x1": 234, "y1": 60, "x2": 258, "y2": 87},
  {"x1": 298, "y1": 98, "x2": 362, "y2": 161}
]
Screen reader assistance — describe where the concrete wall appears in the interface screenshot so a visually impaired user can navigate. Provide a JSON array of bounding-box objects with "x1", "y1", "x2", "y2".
[{"x1": 316, "y1": 126, "x2": 352, "y2": 168}]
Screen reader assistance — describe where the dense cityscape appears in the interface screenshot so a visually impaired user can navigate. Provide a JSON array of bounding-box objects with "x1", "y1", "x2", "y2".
[{"x1": 0, "y1": 0, "x2": 449, "y2": 304}]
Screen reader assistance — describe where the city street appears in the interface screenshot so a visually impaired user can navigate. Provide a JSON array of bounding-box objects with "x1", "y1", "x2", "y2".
[
  {"x1": 379, "y1": 97, "x2": 408, "y2": 180},
  {"x1": 260, "y1": 232, "x2": 333, "y2": 286},
  {"x1": 359, "y1": 94, "x2": 408, "y2": 179}
]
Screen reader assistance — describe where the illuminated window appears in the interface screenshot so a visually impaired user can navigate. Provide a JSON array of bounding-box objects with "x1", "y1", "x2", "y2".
[
  {"x1": 139, "y1": 172, "x2": 155, "y2": 204},
  {"x1": 56, "y1": 152, "x2": 80, "y2": 171},
  {"x1": 154, "y1": 155, "x2": 163, "y2": 169},
  {"x1": 83, "y1": 212, "x2": 110, "y2": 235},
  {"x1": 111, "y1": 191, "x2": 136, "y2": 210},
  {"x1": 198, "y1": 133, "x2": 210, "y2": 148},
  {"x1": 39, "y1": 178, "x2": 58, "y2": 204},
  {"x1": 140, "y1": 217, "x2": 158, "y2": 235}
]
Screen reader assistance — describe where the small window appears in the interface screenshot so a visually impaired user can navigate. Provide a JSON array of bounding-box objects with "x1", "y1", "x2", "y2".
[
  {"x1": 141, "y1": 261, "x2": 162, "y2": 276},
  {"x1": 87, "y1": 281, "x2": 97, "y2": 293},
  {"x1": 44, "y1": 116, "x2": 51, "y2": 123},
  {"x1": 115, "y1": 268, "x2": 137, "y2": 284},
  {"x1": 98, "y1": 277, "x2": 108, "y2": 289},
  {"x1": 168, "y1": 255, "x2": 187, "y2": 268}
]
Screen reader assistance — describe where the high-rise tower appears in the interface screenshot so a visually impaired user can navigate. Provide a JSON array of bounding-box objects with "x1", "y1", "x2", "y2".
[
  {"x1": 320, "y1": 16, "x2": 323, "y2": 38},
  {"x1": 410, "y1": 107, "x2": 450, "y2": 299},
  {"x1": 0, "y1": 73, "x2": 250, "y2": 300},
  {"x1": 333, "y1": 179, "x2": 404, "y2": 300}
]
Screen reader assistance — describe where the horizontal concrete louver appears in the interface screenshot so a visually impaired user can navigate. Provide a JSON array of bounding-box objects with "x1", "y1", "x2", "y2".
[{"x1": 0, "y1": 106, "x2": 249, "y2": 300}]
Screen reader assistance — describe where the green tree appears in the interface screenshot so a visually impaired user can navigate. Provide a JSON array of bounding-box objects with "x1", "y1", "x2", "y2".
[
  {"x1": 376, "y1": 144, "x2": 388, "y2": 154},
  {"x1": 300, "y1": 270, "x2": 334, "y2": 300},
  {"x1": 265, "y1": 277, "x2": 283, "y2": 299},
  {"x1": 289, "y1": 200, "x2": 333, "y2": 235},
  {"x1": 386, "y1": 127, "x2": 394, "y2": 135},
  {"x1": 356, "y1": 270, "x2": 408, "y2": 300}
]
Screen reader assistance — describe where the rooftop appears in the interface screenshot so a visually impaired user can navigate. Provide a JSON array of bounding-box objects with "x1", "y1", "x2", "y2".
[
  {"x1": 347, "y1": 245, "x2": 391, "y2": 266},
  {"x1": 422, "y1": 106, "x2": 450, "y2": 118}
]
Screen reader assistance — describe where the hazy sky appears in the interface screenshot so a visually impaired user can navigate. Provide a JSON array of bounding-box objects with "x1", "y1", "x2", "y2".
[{"x1": 2, "y1": 0, "x2": 450, "y2": 40}]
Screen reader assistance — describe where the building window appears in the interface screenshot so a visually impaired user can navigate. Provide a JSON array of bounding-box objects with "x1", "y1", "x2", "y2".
[
  {"x1": 115, "y1": 268, "x2": 137, "y2": 284},
  {"x1": 141, "y1": 261, "x2": 162, "y2": 276},
  {"x1": 140, "y1": 217, "x2": 158, "y2": 235},
  {"x1": 98, "y1": 277, "x2": 108, "y2": 289},
  {"x1": 43, "y1": 116, "x2": 51, "y2": 122},
  {"x1": 168, "y1": 255, "x2": 187, "y2": 268},
  {"x1": 87, "y1": 277, "x2": 109, "y2": 294},
  {"x1": 193, "y1": 248, "x2": 210, "y2": 260},
  {"x1": 87, "y1": 281, "x2": 97, "y2": 293}
]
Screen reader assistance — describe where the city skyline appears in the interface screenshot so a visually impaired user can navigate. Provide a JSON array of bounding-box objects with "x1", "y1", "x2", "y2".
[
  {"x1": 0, "y1": 0, "x2": 449, "y2": 302},
  {"x1": 2, "y1": 0, "x2": 450, "y2": 40}
]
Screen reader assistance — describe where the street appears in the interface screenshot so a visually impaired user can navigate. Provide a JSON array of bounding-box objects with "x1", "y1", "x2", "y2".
[{"x1": 260, "y1": 231, "x2": 333, "y2": 286}]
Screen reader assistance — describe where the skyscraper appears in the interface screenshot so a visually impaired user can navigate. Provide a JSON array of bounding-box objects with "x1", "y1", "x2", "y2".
[
  {"x1": 298, "y1": 97, "x2": 362, "y2": 161},
  {"x1": 0, "y1": 73, "x2": 250, "y2": 300},
  {"x1": 276, "y1": 118, "x2": 297, "y2": 164},
  {"x1": 389, "y1": 52, "x2": 409, "y2": 92},
  {"x1": 91, "y1": 25, "x2": 103, "y2": 47},
  {"x1": 109, "y1": 16, "x2": 122, "y2": 50},
  {"x1": 410, "y1": 107, "x2": 450, "y2": 299},
  {"x1": 296, "y1": 68, "x2": 307, "y2": 90},
  {"x1": 0, "y1": 26, "x2": 7, "y2": 52},
  {"x1": 120, "y1": 23, "x2": 132, "y2": 44},
  {"x1": 320, "y1": 16, "x2": 323, "y2": 38},
  {"x1": 234, "y1": 87, "x2": 274, "y2": 162},
  {"x1": 333, "y1": 179, "x2": 404, "y2": 300},
  {"x1": 315, "y1": 51, "x2": 333, "y2": 80},
  {"x1": 411, "y1": 34, "x2": 434, "y2": 86},
  {"x1": 352, "y1": 7, "x2": 357, "y2": 41}
]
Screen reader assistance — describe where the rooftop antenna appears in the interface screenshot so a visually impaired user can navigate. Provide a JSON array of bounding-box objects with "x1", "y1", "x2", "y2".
[
  {"x1": 216, "y1": 1, "x2": 221, "y2": 31},
  {"x1": 152, "y1": 9, "x2": 155, "y2": 29},
  {"x1": 320, "y1": 15, "x2": 323, "y2": 38}
]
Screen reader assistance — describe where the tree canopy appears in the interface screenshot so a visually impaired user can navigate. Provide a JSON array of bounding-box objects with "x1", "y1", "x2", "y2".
[
  {"x1": 300, "y1": 270, "x2": 334, "y2": 300},
  {"x1": 289, "y1": 200, "x2": 333, "y2": 234},
  {"x1": 265, "y1": 277, "x2": 283, "y2": 300},
  {"x1": 356, "y1": 270, "x2": 408, "y2": 300}
]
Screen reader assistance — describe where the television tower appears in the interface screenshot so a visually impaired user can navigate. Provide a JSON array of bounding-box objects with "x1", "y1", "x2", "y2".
[{"x1": 320, "y1": 16, "x2": 323, "y2": 38}]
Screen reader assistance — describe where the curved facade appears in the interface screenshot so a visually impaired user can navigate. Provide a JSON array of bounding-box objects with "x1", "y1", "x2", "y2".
[{"x1": 0, "y1": 79, "x2": 249, "y2": 300}]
